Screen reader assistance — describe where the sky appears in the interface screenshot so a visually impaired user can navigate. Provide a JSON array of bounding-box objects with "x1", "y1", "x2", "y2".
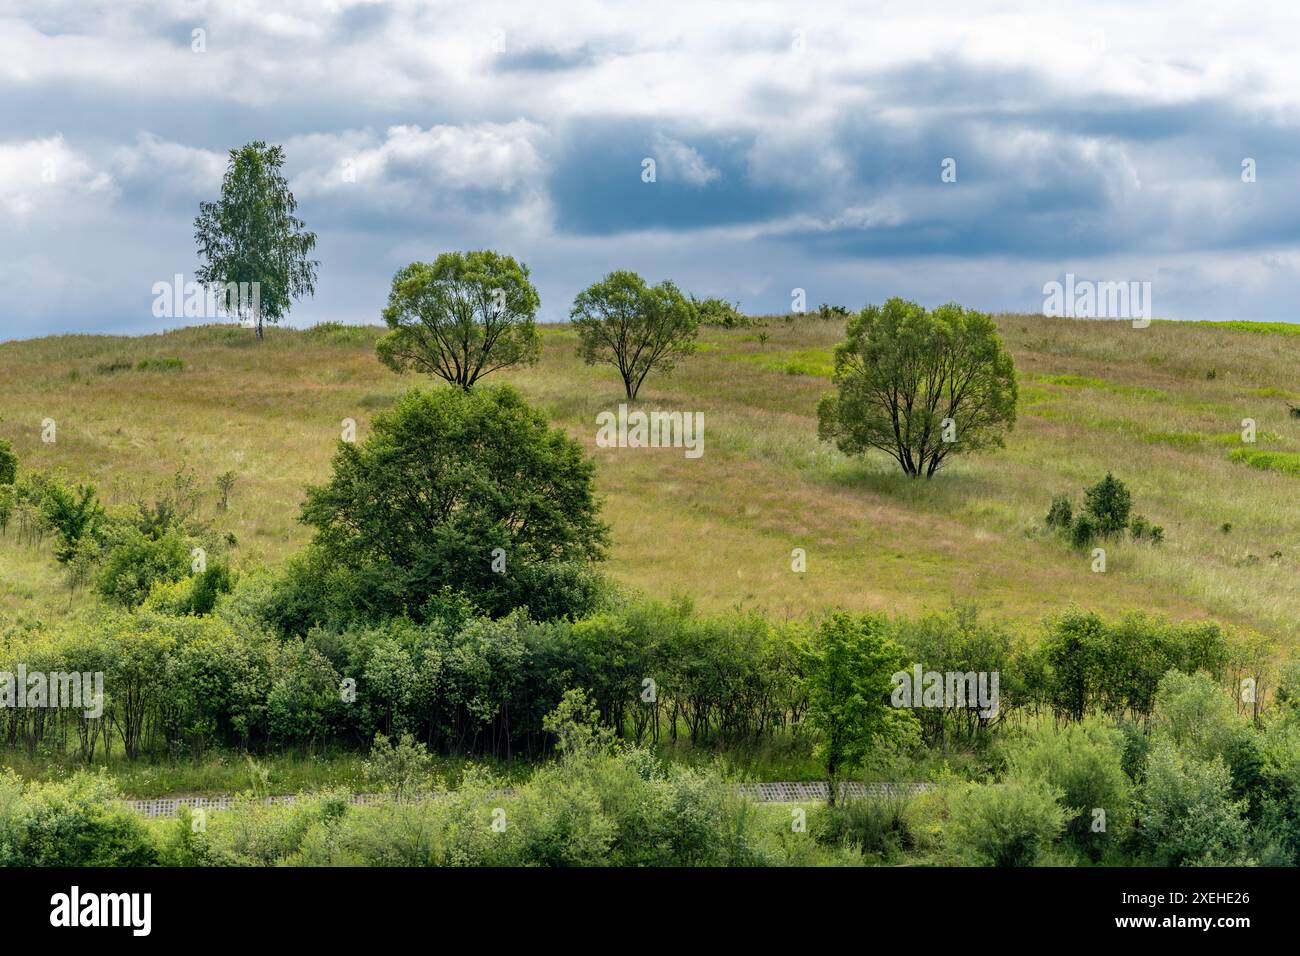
[{"x1": 3, "y1": 0, "x2": 1300, "y2": 339}]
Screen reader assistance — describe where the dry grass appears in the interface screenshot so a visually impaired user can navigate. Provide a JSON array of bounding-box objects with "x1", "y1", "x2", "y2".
[{"x1": 2, "y1": 314, "x2": 1298, "y2": 645}]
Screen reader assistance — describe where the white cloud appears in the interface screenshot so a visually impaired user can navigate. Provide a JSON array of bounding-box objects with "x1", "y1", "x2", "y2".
[
  {"x1": 650, "y1": 133, "x2": 719, "y2": 187},
  {"x1": 0, "y1": 135, "x2": 115, "y2": 218}
]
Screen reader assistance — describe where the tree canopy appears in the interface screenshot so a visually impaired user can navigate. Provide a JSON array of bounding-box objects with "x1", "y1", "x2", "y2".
[
  {"x1": 803, "y1": 612, "x2": 914, "y2": 802},
  {"x1": 375, "y1": 250, "x2": 542, "y2": 389},
  {"x1": 300, "y1": 384, "x2": 608, "y2": 619},
  {"x1": 817, "y1": 298, "x2": 1017, "y2": 478},
  {"x1": 570, "y1": 271, "x2": 700, "y2": 400}
]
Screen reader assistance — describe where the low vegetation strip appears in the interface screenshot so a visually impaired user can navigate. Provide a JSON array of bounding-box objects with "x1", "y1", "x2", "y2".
[{"x1": 120, "y1": 781, "x2": 935, "y2": 817}]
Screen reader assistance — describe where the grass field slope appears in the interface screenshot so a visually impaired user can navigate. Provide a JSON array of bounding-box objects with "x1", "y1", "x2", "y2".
[{"x1": 2, "y1": 312, "x2": 1299, "y2": 646}]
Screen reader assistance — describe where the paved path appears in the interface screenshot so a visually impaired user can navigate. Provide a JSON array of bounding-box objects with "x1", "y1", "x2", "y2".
[{"x1": 122, "y1": 781, "x2": 934, "y2": 818}]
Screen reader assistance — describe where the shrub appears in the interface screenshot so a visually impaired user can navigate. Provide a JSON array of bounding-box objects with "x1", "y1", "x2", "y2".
[
  {"x1": 1069, "y1": 512, "x2": 1097, "y2": 548},
  {"x1": 41, "y1": 480, "x2": 106, "y2": 563},
  {"x1": 1139, "y1": 739, "x2": 1251, "y2": 865},
  {"x1": 94, "y1": 525, "x2": 191, "y2": 608},
  {"x1": 1045, "y1": 494, "x2": 1073, "y2": 529},
  {"x1": 0, "y1": 438, "x2": 16, "y2": 485},
  {"x1": 0, "y1": 770, "x2": 157, "y2": 867},
  {"x1": 136, "y1": 356, "x2": 185, "y2": 372},
  {"x1": 190, "y1": 562, "x2": 234, "y2": 615},
  {"x1": 944, "y1": 777, "x2": 1067, "y2": 866},
  {"x1": 364, "y1": 732, "x2": 436, "y2": 802},
  {"x1": 1151, "y1": 670, "x2": 1248, "y2": 766},
  {"x1": 817, "y1": 303, "x2": 851, "y2": 319},
  {"x1": 1006, "y1": 718, "x2": 1133, "y2": 858},
  {"x1": 1083, "y1": 472, "x2": 1132, "y2": 536},
  {"x1": 813, "y1": 795, "x2": 913, "y2": 859},
  {"x1": 694, "y1": 296, "x2": 749, "y2": 328}
]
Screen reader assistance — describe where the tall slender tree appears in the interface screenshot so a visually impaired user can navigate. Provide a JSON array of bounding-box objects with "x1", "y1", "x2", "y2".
[{"x1": 194, "y1": 141, "x2": 318, "y2": 340}]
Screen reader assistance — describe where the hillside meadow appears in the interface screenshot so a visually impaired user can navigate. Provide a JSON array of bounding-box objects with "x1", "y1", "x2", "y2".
[{"x1": 1, "y1": 312, "x2": 1298, "y2": 647}]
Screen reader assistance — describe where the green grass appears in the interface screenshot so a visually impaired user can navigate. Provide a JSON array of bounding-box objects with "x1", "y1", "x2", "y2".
[
  {"x1": 3, "y1": 312, "x2": 1300, "y2": 645},
  {"x1": 0, "y1": 746, "x2": 538, "y2": 798},
  {"x1": 1229, "y1": 448, "x2": 1300, "y2": 477},
  {"x1": 1162, "y1": 320, "x2": 1300, "y2": 337}
]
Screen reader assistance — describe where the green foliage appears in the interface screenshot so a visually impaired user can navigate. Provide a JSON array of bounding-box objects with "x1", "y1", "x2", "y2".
[
  {"x1": 0, "y1": 438, "x2": 16, "y2": 485},
  {"x1": 1139, "y1": 739, "x2": 1252, "y2": 865},
  {"x1": 375, "y1": 250, "x2": 542, "y2": 389},
  {"x1": 813, "y1": 795, "x2": 913, "y2": 859},
  {"x1": 1151, "y1": 670, "x2": 1248, "y2": 766},
  {"x1": 817, "y1": 298, "x2": 1017, "y2": 478},
  {"x1": 0, "y1": 770, "x2": 157, "y2": 867},
  {"x1": 190, "y1": 562, "x2": 234, "y2": 615},
  {"x1": 1069, "y1": 512, "x2": 1097, "y2": 548},
  {"x1": 803, "y1": 613, "x2": 916, "y2": 794},
  {"x1": 1035, "y1": 610, "x2": 1229, "y2": 722},
  {"x1": 215, "y1": 471, "x2": 236, "y2": 512},
  {"x1": 41, "y1": 480, "x2": 105, "y2": 563},
  {"x1": 364, "y1": 732, "x2": 436, "y2": 802},
  {"x1": 571, "y1": 271, "x2": 701, "y2": 399},
  {"x1": 1083, "y1": 472, "x2": 1132, "y2": 536},
  {"x1": 818, "y1": 303, "x2": 852, "y2": 319},
  {"x1": 94, "y1": 525, "x2": 191, "y2": 608},
  {"x1": 692, "y1": 295, "x2": 749, "y2": 328},
  {"x1": 0, "y1": 484, "x2": 15, "y2": 536},
  {"x1": 1045, "y1": 493, "x2": 1072, "y2": 529},
  {"x1": 136, "y1": 356, "x2": 184, "y2": 372},
  {"x1": 300, "y1": 385, "x2": 608, "y2": 621},
  {"x1": 890, "y1": 606, "x2": 1017, "y2": 746},
  {"x1": 944, "y1": 777, "x2": 1067, "y2": 866},
  {"x1": 194, "y1": 140, "x2": 318, "y2": 339},
  {"x1": 1006, "y1": 718, "x2": 1133, "y2": 858},
  {"x1": 544, "y1": 688, "x2": 616, "y2": 757}
]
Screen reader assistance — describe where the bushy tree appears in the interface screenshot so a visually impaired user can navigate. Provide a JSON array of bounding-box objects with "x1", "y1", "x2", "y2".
[
  {"x1": 803, "y1": 613, "x2": 915, "y2": 803},
  {"x1": 376, "y1": 251, "x2": 542, "y2": 389},
  {"x1": 1045, "y1": 494, "x2": 1072, "y2": 529},
  {"x1": 570, "y1": 271, "x2": 700, "y2": 399},
  {"x1": 817, "y1": 298, "x2": 1017, "y2": 478},
  {"x1": 1151, "y1": 670, "x2": 1248, "y2": 766},
  {"x1": 300, "y1": 385, "x2": 608, "y2": 619},
  {"x1": 194, "y1": 141, "x2": 318, "y2": 340}
]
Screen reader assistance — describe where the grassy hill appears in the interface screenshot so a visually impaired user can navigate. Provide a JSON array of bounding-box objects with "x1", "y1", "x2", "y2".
[{"x1": 3, "y1": 313, "x2": 1299, "y2": 646}]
